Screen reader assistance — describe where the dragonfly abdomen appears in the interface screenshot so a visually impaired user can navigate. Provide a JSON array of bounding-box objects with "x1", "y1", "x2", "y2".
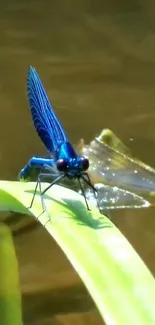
[{"x1": 18, "y1": 156, "x2": 54, "y2": 180}]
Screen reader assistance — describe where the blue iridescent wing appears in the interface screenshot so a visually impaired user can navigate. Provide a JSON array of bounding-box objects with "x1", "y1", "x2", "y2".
[{"x1": 27, "y1": 66, "x2": 68, "y2": 155}]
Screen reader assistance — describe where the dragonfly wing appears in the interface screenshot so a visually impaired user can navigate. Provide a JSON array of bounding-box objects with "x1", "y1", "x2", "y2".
[
  {"x1": 27, "y1": 66, "x2": 68, "y2": 154},
  {"x1": 82, "y1": 139, "x2": 155, "y2": 194},
  {"x1": 85, "y1": 184, "x2": 150, "y2": 211}
]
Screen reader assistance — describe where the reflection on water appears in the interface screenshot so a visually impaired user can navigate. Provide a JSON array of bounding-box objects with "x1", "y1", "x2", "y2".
[{"x1": 1, "y1": 0, "x2": 155, "y2": 323}]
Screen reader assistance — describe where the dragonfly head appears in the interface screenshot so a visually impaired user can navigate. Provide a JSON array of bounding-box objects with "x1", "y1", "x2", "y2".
[{"x1": 56, "y1": 156, "x2": 89, "y2": 174}]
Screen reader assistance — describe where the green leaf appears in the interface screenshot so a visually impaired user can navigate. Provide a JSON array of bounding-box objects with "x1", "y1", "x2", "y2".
[
  {"x1": 0, "y1": 180, "x2": 155, "y2": 325},
  {"x1": 0, "y1": 222, "x2": 22, "y2": 325}
]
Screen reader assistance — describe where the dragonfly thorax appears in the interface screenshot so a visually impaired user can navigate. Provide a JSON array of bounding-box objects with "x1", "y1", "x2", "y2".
[{"x1": 56, "y1": 156, "x2": 89, "y2": 176}]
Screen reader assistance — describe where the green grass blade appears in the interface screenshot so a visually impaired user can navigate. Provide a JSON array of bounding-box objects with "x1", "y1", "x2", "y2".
[
  {"x1": 0, "y1": 180, "x2": 155, "y2": 325},
  {"x1": 0, "y1": 222, "x2": 22, "y2": 325}
]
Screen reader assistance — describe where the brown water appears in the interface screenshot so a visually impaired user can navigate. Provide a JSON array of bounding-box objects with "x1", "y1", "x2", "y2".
[{"x1": 1, "y1": 0, "x2": 155, "y2": 323}]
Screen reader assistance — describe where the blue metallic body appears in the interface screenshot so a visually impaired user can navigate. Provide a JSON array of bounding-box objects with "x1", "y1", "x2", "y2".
[
  {"x1": 18, "y1": 66, "x2": 97, "y2": 213},
  {"x1": 56, "y1": 141, "x2": 77, "y2": 160},
  {"x1": 26, "y1": 67, "x2": 88, "y2": 176},
  {"x1": 18, "y1": 157, "x2": 54, "y2": 180}
]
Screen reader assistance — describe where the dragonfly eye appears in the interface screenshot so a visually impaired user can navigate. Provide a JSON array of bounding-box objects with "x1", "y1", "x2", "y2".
[
  {"x1": 56, "y1": 159, "x2": 68, "y2": 172},
  {"x1": 80, "y1": 157, "x2": 89, "y2": 171}
]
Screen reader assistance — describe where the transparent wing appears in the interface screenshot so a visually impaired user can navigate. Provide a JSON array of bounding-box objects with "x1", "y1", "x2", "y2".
[
  {"x1": 84, "y1": 184, "x2": 150, "y2": 211},
  {"x1": 27, "y1": 66, "x2": 68, "y2": 155},
  {"x1": 82, "y1": 138, "x2": 155, "y2": 194}
]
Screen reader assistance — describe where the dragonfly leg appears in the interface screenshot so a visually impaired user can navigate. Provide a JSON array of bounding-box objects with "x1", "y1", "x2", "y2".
[
  {"x1": 28, "y1": 170, "x2": 55, "y2": 209},
  {"x1": 28, "y1": 162, "x2": 59, "y2": 208},
  {"x1": 77, "y1": 178, "x2": 90, "y2": 211},
  {"x1": 29, "y1": 181, "x2": 39, "y2": 209},
  {"x1": 82, "y1": 173, "x2": 111, "y2": 219},
  {"x1": 39, "y1": 173, "x2": 66, "y2": 225},
  {"x1": 38, "y1": 174, "x2": 47, "y2": 214},
  {"x1": 82, "y1": 172, "x2": 97, "y2": 192},
  {"x1": 41, "y1": 174, "x2": 65, "y2": 195},
  {"x1": 81, "y1": 173, "x2": 102, "y2": 214},
  {"x1": 28, "y1": 173, "x2": 47, "y2": 211},
  {"x1": 29, "y1": 172, "x2": 64, "y2": 224}
]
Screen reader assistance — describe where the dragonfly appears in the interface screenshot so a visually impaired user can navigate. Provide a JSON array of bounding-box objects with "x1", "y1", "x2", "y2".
[
  {"x1": 18, "y1": 66, "x2": 99, "y2": 214},
  {"x1": 18, "y1": 132, "x2": 150, "y2": 213},
  {"x1": 18, "y1": 72, "x2": 151, "y2": 214}
]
